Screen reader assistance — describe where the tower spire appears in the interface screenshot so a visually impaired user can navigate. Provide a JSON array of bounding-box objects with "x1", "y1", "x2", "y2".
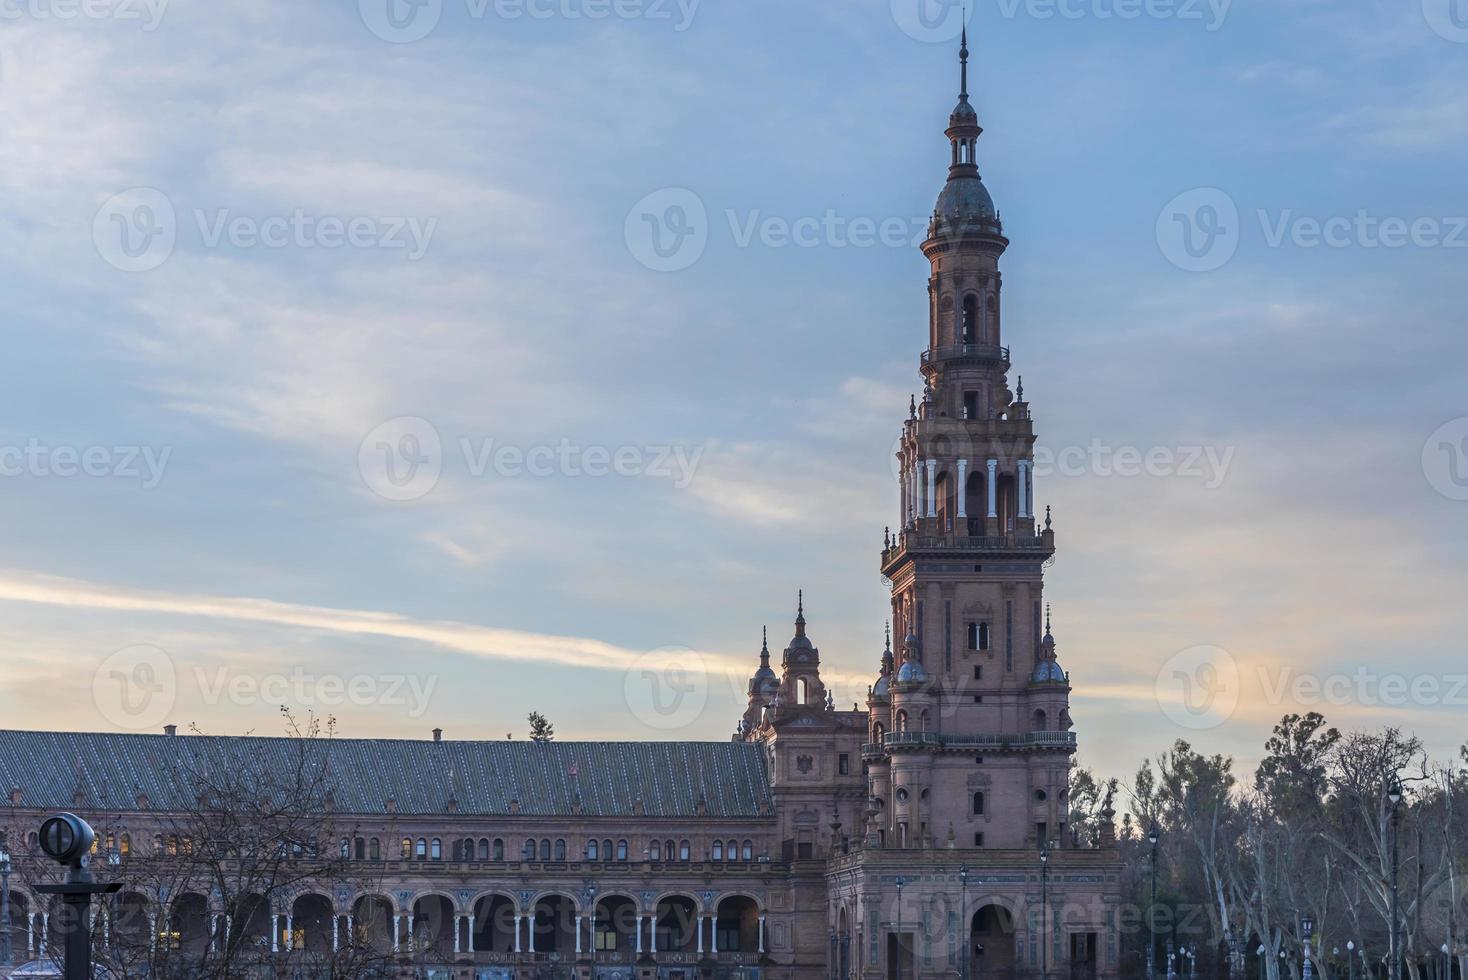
[
  {"x1": 760, "y1": 625, "x2": 770, "y2": 666},
  {"x1": 795, "y1": 590, "x2": 806, "y2": 635},
  {"x1": 959, "y1": 20, "x2": 969, "y2": 101}
]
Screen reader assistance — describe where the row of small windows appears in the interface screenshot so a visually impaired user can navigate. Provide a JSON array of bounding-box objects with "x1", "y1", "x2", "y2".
[{"x1": 340, "y1": 836, "x2": 757, "y2": 863}]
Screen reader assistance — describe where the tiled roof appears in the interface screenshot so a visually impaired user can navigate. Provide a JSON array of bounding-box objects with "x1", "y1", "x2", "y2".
[{"x1": 0, "y1": 730, "x2": 773, "y2": 819}]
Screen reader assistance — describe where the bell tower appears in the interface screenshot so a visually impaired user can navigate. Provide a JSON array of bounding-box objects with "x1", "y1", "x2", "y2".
[{"x1": 872, "y1": 27, "x2": 1074, "y2": 852}]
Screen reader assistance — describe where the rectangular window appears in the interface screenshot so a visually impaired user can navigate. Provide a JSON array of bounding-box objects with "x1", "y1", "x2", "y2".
[
  {"x1": 967, "y1": 621, "x2": 991, "y2": 651},
  {"x1": 1037, "y1": 822, "x2": 1047, "y2": 845},
  {"x1": 973, "y1": 833, "x2": 984, "y2": 846},
  {"x1": 838, "y1": 754, "x2": 850, "y2": 775},
  {"x1": 972, "y1": 695, "x2": 983, "y2": 703},
  {"x1": 963, "y1": 391, "x2": 978, "y2": 420},
  {"x1": 797, "y1": 842, "x2": 814, "y2": 859},
  {"x1": 973, "y1": 665, "x2": 982, "y2": 680}
]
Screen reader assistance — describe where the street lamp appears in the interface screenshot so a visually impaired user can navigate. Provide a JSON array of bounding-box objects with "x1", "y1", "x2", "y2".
[
  {"x1": 586, "y1": 885, "x2": 597, "y2": 967},
  {"x1": 1301, "y1": 914, "x2": 1315, "y2": 980},
  {"x1": 1387, "y1": 775, "x2": 1404, "y2": 980},
  {"x1": 1147, "y1": 824, "x2": 1161, "y2": 980},
  {"x1": 1039, "y1": 846, "x2": 1049, "y2": 980},
  {"x1": 0, "y1": 845, "x2": 12, "y2": 966},
  {"x1": 958, "y1": 865, "x2": 969, "y2": 980},
  {"x1": 1347, "y1": 940, "x2": 1356, "y2": 980},
  {"x1": 893, "y1": 878, "x2": 905, "y2": 980}
]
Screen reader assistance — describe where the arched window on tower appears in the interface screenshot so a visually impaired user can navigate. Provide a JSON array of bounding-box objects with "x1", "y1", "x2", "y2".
[
  {"x1": 797, "y1": 678, "x2": 809, "y2": 705},
  {"x1": 554, "y1": 839, "x2": 566, "y2": 861},
  {"x1": 962, "y1": 294, "x2": 979, "y2": 345},
  {"x1": 895, "y1": 710, "x2": 908, "y2": 733},
  {"x1": 539, "y1": 839, "x2": 552, "y2": 861},
  {"x1": 1033, "y1": 708, "x2": 1048, "y2": 732}
]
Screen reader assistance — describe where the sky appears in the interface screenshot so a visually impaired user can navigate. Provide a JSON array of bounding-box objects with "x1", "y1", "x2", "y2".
[{"x1": 0, "y1": 0, "x2": 1465, "y2": 790}]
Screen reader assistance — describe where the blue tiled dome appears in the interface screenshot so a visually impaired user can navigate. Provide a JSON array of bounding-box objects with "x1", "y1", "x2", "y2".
[
  {"x1": 1032, "y1": 659, "x2": 1066, "y2": 683},
  {"x1": 934, "y1": 175, "x2": 998, "y2": 232},
  {"x1": 897, "y1": 660, "x2": 927, "y2": 683}
]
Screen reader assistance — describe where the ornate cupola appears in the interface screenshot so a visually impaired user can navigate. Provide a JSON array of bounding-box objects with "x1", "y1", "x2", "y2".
[
  {"x1": 869, "y1": 623, "x2": 895, "y2": 703},
  {"x1": 931, "y1": 26, "x2": 1002, "y2": 240},
  {"x1": 742, "y1": 626, "x2": 780, "y2": 732},
  {"x1": 778, "y1": 592, "x2": 827, "y2": 709}
]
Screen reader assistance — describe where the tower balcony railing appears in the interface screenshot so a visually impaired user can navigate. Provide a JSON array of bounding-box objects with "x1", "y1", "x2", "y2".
[
  {"x1": 919, "y1": 343, "x2": 1010, "y2": 367},
  {"x1": 861, "y1": 730, "x2": 1076, "y2": 758}
]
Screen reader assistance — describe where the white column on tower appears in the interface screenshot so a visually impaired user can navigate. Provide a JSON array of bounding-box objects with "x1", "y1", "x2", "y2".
[
  {"x1": 1028, "y1": 457, "x2": 1036, "y2": 518},
  {"x1": 1017, "y1": 460, "x2": 1030, "y2": 518},
  {"x1": 957, "y1": 458, "x2": 968, "y2": 518},
  {"x1": 513, "y1": 914, "x2": 522, "y2": 953},
  {"x1": 925, "y1": 459, "x2": 937, "y2": 517},
  {"x1": 986, "y1": 459, "x2": 998, "y2": 518}
]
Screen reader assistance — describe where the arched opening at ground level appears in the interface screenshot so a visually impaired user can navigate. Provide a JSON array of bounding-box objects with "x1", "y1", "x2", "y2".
[
  {"x1": 292, "y1": 893, "x2": 334, "y2": 955},
  {"x1": 353, "y1": 894, "x2": 396, "y2": 953},
  {"x1": 970, "y1": 903, "x2": 1017, "y2": 978},
  {"x1": 472, "y1": 895, "x2": 516, "y2": 952},
  {"x1": 530, "y1": 893, "x2": 577, "y2": 954},
  {"x1": 591, "y1": 895, "x2": 637, "y2": 957},
  {"x1": 654, "y1": 895, "x2": 697, "y2": 954},
  {"x1": 411, "y1": 894, "x2": 455, "y2": 957},
  {"x1": 715, "y1": 896, "x2": 759, "y2": 953}
]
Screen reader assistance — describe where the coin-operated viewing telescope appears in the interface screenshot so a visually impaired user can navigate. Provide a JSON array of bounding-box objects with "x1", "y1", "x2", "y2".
[
  {"x1": 35, "y1": 812, "x2": 121, "y2": 980},
  {"x1": 38, "y1": 813, "x2": 96, "y2": 878}
]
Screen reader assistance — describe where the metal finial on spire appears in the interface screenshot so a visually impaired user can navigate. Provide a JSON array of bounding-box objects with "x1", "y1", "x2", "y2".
[
  {"x1": 1017, "y1": 375, "x2": 1024, "y2": 401},
  {"x1": 795, "y1": 590, "x2": 806, "y2": 632},
  {"x1": 884, "y1": 621, "x2": 891, "y2": 650},
  {"x1": 761, "y1": 625, "x2": 770, "y2": 661},
  {"x1": 1046, "y1": 602, "x2": 1052, "y2": 634},
  {"x1": 959, "y1": 18, "x2": 969, "y2": 100}
]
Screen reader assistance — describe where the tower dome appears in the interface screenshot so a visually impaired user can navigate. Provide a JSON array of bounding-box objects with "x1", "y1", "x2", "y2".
[
  {"x1": 747, "y1": 626, "x2": 778, "y2": 695},
  {"x1": 931, "y1": 25, "x2": 1002, "y2": 238}
]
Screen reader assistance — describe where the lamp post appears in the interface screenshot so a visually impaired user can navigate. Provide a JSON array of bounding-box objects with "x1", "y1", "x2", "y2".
[
  {"x1": 958, "y1": 865, "x2": 969, "y2": 980},
  {"x1": 1347, "y1": 940, "x2": 1356, "y2": 980},
  {"x1": 1147, "y1": 824, "x2": 1161, "y2": 980},
  {"x1": 586, "y1": 884, "x2": 597, "y2": 967},
  {"x1": 1039, "y1": 846, "x2": 1050, "y2": 980},
  {"x1": 1301, "y1": 914, "x2": 1315, "y2": 980},
  {"x1": 0, "y1": 845, "x2": 11, "y2": 966},
  {"x1": 894, "y1": 878, "x2": 904, "y2": 980},
  {"x1": 1387, "y1": 775, "x2": 1403, "y2": 980},
  {"x1": 1442, "y1": 943, "x2": 1450, "y2": 980}
]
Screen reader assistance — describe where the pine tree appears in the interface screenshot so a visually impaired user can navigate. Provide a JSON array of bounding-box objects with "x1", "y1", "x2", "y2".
[{"x1": 528, "y1": 711, "x2": 555, "y2": 743}]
